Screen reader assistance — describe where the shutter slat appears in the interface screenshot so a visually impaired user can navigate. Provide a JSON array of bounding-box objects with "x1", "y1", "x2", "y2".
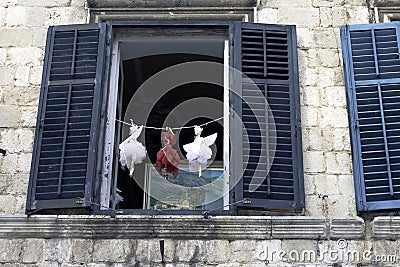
[{"x1": 26, "y1": 23, "x2": 107, "y2": 212}]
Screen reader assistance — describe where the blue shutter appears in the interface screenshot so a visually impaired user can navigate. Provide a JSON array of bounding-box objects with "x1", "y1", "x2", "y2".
[
  {"x1": 341, "y1": 22, "x2": 400, "y2": 212},
  {"x1": 26, "y1": 23, "x2": 108, "y2": 212},
  {"x1": 233, "y1": 22, "x2": 304, "y2": 211}
]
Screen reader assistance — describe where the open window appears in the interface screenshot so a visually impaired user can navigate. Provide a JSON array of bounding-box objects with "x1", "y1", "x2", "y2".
[{"x1": 26, "y1": 21, "x2": 304, "y2": 215}]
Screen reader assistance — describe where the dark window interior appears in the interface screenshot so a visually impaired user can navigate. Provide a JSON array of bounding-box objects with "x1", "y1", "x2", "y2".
[{"x1": 115, "y1": 53, "x2": 224, "y2": 209}]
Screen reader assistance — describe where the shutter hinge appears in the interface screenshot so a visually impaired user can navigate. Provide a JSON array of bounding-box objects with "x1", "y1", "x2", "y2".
[
  {"x1": 353, "y1": 119, "x2": 360, "y2": 129},
  {"x1": 243, "y1": 198, "x2": 251, "y2": 204},
  {"x1": 76, "y1": 197, "x2": 84, "y2": 204}
]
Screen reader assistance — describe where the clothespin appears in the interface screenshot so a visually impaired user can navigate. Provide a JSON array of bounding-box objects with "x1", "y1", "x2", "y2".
[{"x1": 166, "y1": 127, "x2": 174, "y2": 135}]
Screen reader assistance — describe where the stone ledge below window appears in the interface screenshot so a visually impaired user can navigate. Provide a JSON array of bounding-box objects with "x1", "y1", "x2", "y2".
[
  {"x1": 0, "y1": 215, "x2": 366, "y2": 240},
  {"x1": 86, "y1": 0, "x2": 259, "y2": 22}
]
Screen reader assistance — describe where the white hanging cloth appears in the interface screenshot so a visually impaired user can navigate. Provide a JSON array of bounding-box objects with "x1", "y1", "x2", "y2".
[
  {"x1": 183, "y1": 126, "x2": 217, "y2": 176},
  {"x1": 119, "y1": 124, "x2": 146, "y2": 177}
]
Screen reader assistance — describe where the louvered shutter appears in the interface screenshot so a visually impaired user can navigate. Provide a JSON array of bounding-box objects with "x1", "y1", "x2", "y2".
[
  {"x1": 26, "y1": 23, "x2": 108, "y2": 212},
  {"x1": 341, "y1": 22, "x2": 400, "y2": 212},
  {"x1": 233, "y1": 22, "x2": 304, "y2": 210}
]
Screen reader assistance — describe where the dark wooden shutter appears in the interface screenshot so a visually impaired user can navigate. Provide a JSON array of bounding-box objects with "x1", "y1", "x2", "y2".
[
  {"x1": 26, "y1": 23, "x2": 108, "y2": 212},
  {"x1": 233, "y1": 22, "x2": 304, "y2": 211},
  {"x1": 341, "y1": 22, "x2": 400, "y2": 212}
]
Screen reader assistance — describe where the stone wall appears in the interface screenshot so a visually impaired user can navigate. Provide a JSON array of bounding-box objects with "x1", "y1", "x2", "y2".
[
  {"x1": 0, "y1": 0, "x2": 87, "y2": 214},
  {"x1": 258, "y1": 0, "x2": 370, "y2": 218},
  {"x1": 0, "y1": 0, "x2": 369, "y2": 218}
]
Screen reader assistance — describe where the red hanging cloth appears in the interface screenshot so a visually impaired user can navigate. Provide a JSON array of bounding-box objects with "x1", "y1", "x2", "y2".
[{"x1": 156, "y1": 131, "x2": 180, "y2": 178}]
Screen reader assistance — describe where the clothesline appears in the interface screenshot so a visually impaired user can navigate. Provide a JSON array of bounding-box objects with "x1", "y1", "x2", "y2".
[{"x1": 113, "y1": 116, "x2": 224, "y2": 130}]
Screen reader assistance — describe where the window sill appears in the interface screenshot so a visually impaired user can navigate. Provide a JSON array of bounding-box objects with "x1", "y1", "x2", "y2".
[{"x1": 0, "y1": 215, "x2": 366, "y2": 240}]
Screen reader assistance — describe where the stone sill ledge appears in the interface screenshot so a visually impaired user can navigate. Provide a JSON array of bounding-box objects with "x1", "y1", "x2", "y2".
[{"x1": 0, "y1": 215, "x2": 374, "y2": 240}]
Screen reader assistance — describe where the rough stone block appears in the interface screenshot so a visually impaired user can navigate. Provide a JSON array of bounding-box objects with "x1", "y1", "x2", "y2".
[
  {"x1": 304, "y1": 195, "x2": 324, "y2": 216},
  {"x1": 45, "y1": 7, "x2": 88, "y2": 26},
  {"x1": 278, "y1": 8, "x2": 320, "y2": 28},
  {"x1": 0, "y1": 195, "x2": 17, "y2": 214},
  {"x1": 254, "y1": 240, "x2": 282, "y2": 264},
  {"x1": 0, "y1": 0, "x2": 17, "y2": 7},
  {"x1": 0, "y1": 48, "x2": 7, "y2": 65},
  {"x1": 7, "y1": 47, "x2": 43, "y2": 66},
  {"x1": 312, "y1": 0, "x2": 334, "y2": 7},
  {"x1": 323, "y1": 86, "x2": 346, "y2": 107},
  {"x1": 325, "y1": 195, "x2": 356, "y2": 217},
  {"x1": 0, "y1": 153, "x2": 17, "y2": 174},
  {"x1": 347, "y1": 6, "x2": 370, "y2": 24},
  {"x1": 71, "y1": 239, "x2": 94, "y2": 263},
  {"x1": 319, "y1": 50, "x2": 340, "y2": 68},
  {"x1": 6, "y1": 173, "x2": 29, "y2": 195},
  {"x1": 320, "y1": 7, "x2": 333, "y2": 27},
  {"x1": 0, "y1": 128, "x2": 35, "y2": 153},
  {"x1": 44, "y1": 239, "x2": 73, "y2": 262},
  {"x1": 32, "y1": 28, "x2": 47, "y2": 48},
  {"x1": 281, "y1": 240, "x2": 318, "y2": 263},
  {"x1": 0, "y1": 239, "x2": 24, "y2": 262},
  {"x1": 332, "y1": 128, "x2": 351, "y2": 151},
  {"x1": 297, "y1": 28, "x2": 312, "y2": 49},
  {"x1": 318, "y1": 67, "x2": 335, "y2": 87},
  {"x1": 0, "y1": 66, "x2": 15, "y2": 85},
  {"x1": 301, "y1": 107, "x2": 318, "y2": 127},
  {"x1": 93, "y1": 239, "x2": 131, "y2": 263},
  {"x1": 230, "y1": 240, "x2": 256, "y2": 263},
  {"x1": 174, "y1": 240, "x2": 205, "y2": 263},
  {"x1": 303, "y1": 127, "x2": 324, "y2": 151},
  {"x1": 314, "y1": 174, "x2": 339, "y2": 195},
  {"x1": 304, "y1": 174, "x2": 316, "y2": 195},
  {"x1": 0, "y1": 173, "x2": 6, "y2": 194},
  {"x1": 3, "y1": 86, "x2": 40, "y2": 106},
  {"x1": 319, "y1": 107, "x2": 348, "y2": 128},
  {"x1": 30, "y1": 66, "x2": 44, "y2": 85},
  {"x1": 257, "y1": 8, "x2": 278, "y2": 24},
  {"x1": 21, "y1": 106, "x2": 38, "y2": 127},
  {"x1": 300, "y1": 68, "x2": 318, "y2": 87},
  {"x1": 135, "y1": 239, "x2": 162, "y2": 263},
  {"x1": 325, "y1": 152, "x2": 351, "y2": 175},
  {"x1": 0, "y1": 8, "x2": 5, "y2": 26},
  {"x1": 71, "y1": 0, "x2": 86, "y2": 6},
  {"x1": 331, "y1": 7, "x2": 348, "y2": 27},
  {"x1": 261, "y1": 0, "x2": 313, "y2": 8},
  {"x1": 6, "y1": 6, "x2": 25, "y2": 26},
  {"x1": 302, "y1": 86, "x2": 322, "y2": 107},
  {"x1": 17, "y1": 0, "x2": 71, "y2": 7},
  {"x1": 0, "y1": 105, "x2": 20, "y2": 127},
  {"x1": 313, "y1": 28, "x2": 339, "y2": 49},
  {"x1": 205, "y1": 240, "x2": 230, "y2": 264},
  {"x1": 0, "y1": 28, "x2": 34, "y2": 47},
  {"x1": 22, "y1": 239, "x2": 44, "y2": 263},
  {"x1": 14, "y1": 66, "x2": 30, "y2": 86},
  {"x1": 337, "y1": 175, "x2": 355, "y2": 196},
  {"x1": 304, "y1": 151, "x2": 325, "y2": 173}
]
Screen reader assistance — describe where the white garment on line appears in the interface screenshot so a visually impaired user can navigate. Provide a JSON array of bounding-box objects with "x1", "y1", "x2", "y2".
[
  {"x1": 183, "y1": 132, "x2": 217, "y2": 172},
  {"x1": 119, "y1": 125, "x2": 146, "y2": 177}
]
